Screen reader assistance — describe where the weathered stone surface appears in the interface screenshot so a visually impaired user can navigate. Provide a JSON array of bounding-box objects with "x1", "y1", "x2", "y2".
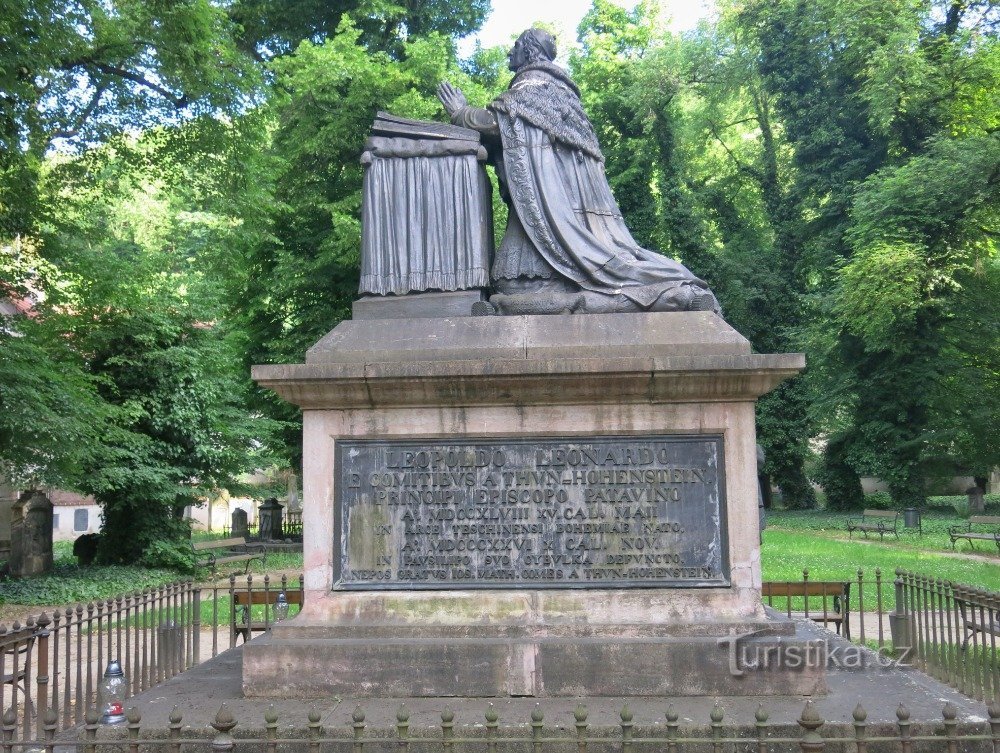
[
  {"x1": 247, "y1": 311, "x2": 808, "y2": 697},
  {"x1": 9, "y1": 490, "x2": 53, "y2": 578},
  {"x1": 243, "y1": 617, "x2": 825, "y2": 697},
  {"x1": 352, "y1": 290, "x2": 487, "y2": 320}
]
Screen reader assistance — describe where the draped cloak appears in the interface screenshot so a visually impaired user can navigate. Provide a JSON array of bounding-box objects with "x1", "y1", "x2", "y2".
[{"x1": 477, "y1": 62, "x2": 714, "y2": 310}]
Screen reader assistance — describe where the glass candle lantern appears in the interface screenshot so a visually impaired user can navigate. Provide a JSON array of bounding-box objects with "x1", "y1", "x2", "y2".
[
  {"x1": 274, "y1": 590, "x2": 289, "y2": 622},
  {"x1": 99, "y1": 659, "x2": 127, "y2": 724}
]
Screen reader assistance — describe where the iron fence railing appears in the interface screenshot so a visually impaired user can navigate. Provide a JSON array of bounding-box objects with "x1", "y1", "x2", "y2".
[
  {"x1": 895, "y1": 569, "x2": 1000, "y2": 703},
  {"x1": 762, "y1": 568, "x2": 890, "y2": 649},
  {"x1": 2, "y1": 567, "x2": 998, "y2": 744},
  {"x1": 0, "y1": 574, "x2": 303, "y2": 742},
  {"x1": 222, "y1": 510, "x2": 302, "y2": 539},
  {"x1": 1, "y1": 699, "x2": 997, "y2": 753}
]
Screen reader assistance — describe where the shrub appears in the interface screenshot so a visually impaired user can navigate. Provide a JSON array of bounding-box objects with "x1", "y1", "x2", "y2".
[
  {"x1": 139, "y1": 539, "x2": 197, "y2": 574},
  {"x1": 863, "y1": 491, "x2": 893, "y2": 510}
]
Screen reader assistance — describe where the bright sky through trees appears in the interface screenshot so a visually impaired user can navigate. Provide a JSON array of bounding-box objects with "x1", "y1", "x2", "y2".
[{"x1": 459, "y1": 0, "x2": 715, "y2": 56}]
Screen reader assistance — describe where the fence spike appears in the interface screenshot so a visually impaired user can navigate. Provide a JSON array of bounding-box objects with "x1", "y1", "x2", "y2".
[
  {"x1": 486, "y1": 703, "x2": 499, "y2": 724},
  {"x1": 710, "y1": 700, "x2": 724, "y2": 752},
  {"x1": 851, "y1": 703, "x2": 867, "y2": 753},
  {"x1": 797, "y1": 701, "x2": 824, "y2": 752},
  {"x1": 212, "y1": 704, "x2": 237, "y2": 733},
  {"x1": 352, "y1": 705, "x2": 365, "y2": 753},
  {"x1": 264, "y1": 705, "x2": 278, "y2": 725},
  {"x1": 574, "y1": 703, "x2": 587, "y2": 753},
  {"x1": 531, "y1": 704, "x2": 543, "y2": 753},
  {"x1": 896, "y1": 703, "x2": 911, "y2": 753},
  {"x1": 397, "y1": 703, "x2": 410, "y2": 752},
  {"x1": 755, "y1": 704, "x2": 768, "y2": 753},
  {"x1": 442, "y1": 708, "x2": 455, "y2": 753},
  {"x1": 896, "y1": 703, "x2": 910, "y2": 722},
  {"x1": 711, "y1": 700, "x2": 724, "y2": 723},
  {"x1": 942, "y1": 702, "x2": 958, "y2": 753},
  {"x1": 665, "y1": 705, "x2": 679, "y2": 753},
  {"x1": 621, "y1": 703, "x2": 634, "y2": 753},
  {"x1": 989, "y1": 698, "x2": 1000, "y2": 750}
]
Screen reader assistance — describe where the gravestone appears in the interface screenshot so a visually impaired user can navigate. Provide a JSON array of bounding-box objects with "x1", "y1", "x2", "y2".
[
  {"x1": 231, "y1": 508, "x2": 249, "y2": 539},
  {"x1": 258, "y1": 498, "x2": 284, "y2": 541},
  {"x1": 9, "y1": 490, "x2": 53, "y2": 578}
]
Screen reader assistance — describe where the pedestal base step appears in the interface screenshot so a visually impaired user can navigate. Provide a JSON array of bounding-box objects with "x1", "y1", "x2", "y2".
[{"x1": 243, "y1": 624, "x2": 826, "y2": 698}]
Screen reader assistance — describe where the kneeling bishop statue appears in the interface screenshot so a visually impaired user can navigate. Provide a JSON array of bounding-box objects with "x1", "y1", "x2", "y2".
[{"x1": 438, "y1": 28, "x2": 721, "y2": 316}]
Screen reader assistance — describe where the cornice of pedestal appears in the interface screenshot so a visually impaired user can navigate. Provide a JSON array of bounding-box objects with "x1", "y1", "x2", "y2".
[{"x1": 252, "y1": 351, "x2": 805, "y2": 410}]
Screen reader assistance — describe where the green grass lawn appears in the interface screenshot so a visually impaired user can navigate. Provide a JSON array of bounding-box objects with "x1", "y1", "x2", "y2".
[{"x1": 761, "y1": 513, "x2": 1000, "y2": 611}]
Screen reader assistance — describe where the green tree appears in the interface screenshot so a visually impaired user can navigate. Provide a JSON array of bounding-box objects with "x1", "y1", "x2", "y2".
[{"x1": 35, "y1": 130, "x2": 278, "y2": 564}]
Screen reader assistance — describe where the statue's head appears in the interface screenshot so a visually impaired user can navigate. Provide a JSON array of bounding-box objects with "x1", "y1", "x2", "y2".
[{"x1": 509, "y1": 28, "x2": 557, "y2": 71}]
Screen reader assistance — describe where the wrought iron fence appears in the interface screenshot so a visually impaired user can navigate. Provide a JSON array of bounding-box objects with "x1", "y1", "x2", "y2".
[
  {"x1": 3, "y1": 567, "x2": 999, "y2": 745},
  {"x1": 222, "y1": 511, "x2": 302, "y2": 539},
  {"x1": 894, "y1": 569, "x2": 1000, "y2": 704},
  {"x1": 2, "y1": 699, "x2": 998, "y2": 753},
  {"x1": 0, "y1": 574, "x2": 302, "y2": 742}
]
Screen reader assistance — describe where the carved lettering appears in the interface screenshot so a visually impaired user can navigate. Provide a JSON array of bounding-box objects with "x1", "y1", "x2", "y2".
[{"x1": 335, "y1": 436, "x2": 727, "y2": 589}]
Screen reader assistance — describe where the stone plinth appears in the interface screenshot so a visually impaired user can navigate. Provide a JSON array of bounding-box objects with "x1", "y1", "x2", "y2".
[{"x1": 248, "y1": 312, "x2": 809, "y2": 697}]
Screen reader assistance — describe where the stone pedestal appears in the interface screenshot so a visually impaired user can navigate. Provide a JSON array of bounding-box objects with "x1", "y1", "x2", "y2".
[{"x1": 247, "y1": 312, "x2": 815, "y2": 697}]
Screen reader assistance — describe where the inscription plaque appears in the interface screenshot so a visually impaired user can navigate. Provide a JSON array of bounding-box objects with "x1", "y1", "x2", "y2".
[{"x1": 334, "y1": 435, "x2": 728, "y2": 589}]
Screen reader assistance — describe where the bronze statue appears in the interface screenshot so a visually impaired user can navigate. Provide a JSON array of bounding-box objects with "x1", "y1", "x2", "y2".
[{"x1": 438, "y1": 28, "x2": 721, "y2": 316}]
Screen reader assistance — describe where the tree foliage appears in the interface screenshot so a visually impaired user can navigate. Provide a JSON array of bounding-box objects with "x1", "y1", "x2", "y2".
[{"x1": 2, "y1": 0, "x2": 998, "y2": 565}]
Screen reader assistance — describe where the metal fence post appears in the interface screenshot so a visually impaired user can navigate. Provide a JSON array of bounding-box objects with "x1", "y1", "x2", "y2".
[
  {"x1": 755, "y1": 704, "x2": 768, "y2": 753},
  {"x1": 797, "y1": 701, "x2": 824, "y2": 752},
  {"x1": 574, "y1": 704, "x2": 587, "y2": 753},
  {"x1": 442, "y1": 708, "x2": 455, "y2": 753},
  {"x1": 210, "y1": 704, "x2": 236, "y2": 753},
  {"x1": 353, "y1": 706, "x2": 365, "y2": 753},
  {"x1": 621, "y1": 704, "x2": 634, "y2": 753},
  {"x1": 35, "y1": 612, "x2": 51, "y2": 739},
  {"x1": 397, "y1": 704, "x2": 410, "y2": 753},
  {"x1": 486, "y1": 704, "x2": 500, "y2": 753},
  {"x1": 852, "y1": 703, "x2": 867, "y2": 753},
  {"x1": 710, "y1": 701, "x2": 724, "y2": 753}
]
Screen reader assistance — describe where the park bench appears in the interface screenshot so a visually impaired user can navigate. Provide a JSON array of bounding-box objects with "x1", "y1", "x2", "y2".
[
  {"x1": 948, "y1": 516, "x2": 1000, "y2": 553},
  {"x1": 193, "y1": 537, "x2": 266, "y2": 575},
  {"x1": 762, "y1": 581, "x2": 852, "y2": 639},
  {"x1": 231, "y1": 586, "x2": 304, "y2": 644},
  {"x1": 953, "y1": 596, "x2": 1000, "y2": 651},
  {"x1": 0, "y1": 624, "x2": 36, "y2": 717},
  {"x1": 846, "y1": 510, "x2": 900, "y2": 541}
]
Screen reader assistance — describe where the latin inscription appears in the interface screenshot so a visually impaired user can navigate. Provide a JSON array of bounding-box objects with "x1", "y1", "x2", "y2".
[{"x1": 334, "y1": 436, "x2": 728, "y2": 589}]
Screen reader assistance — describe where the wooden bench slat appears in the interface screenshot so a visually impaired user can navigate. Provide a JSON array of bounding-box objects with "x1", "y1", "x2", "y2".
[
  {"x1": 762, "y1": 581, "x2": 851, "y2": 639},
  {"x1": 195, "y1": 536, "x2": 266, "y2": 574},
  {"x1": 846, "y1": 510, "x2": 900, "y2": 541},
  {"x1": 231, "y1": 587, "x2": 304, "y2": 643},
  {"x1": 949, "y1": 517, "x2": 1000, "y2": 553}
]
